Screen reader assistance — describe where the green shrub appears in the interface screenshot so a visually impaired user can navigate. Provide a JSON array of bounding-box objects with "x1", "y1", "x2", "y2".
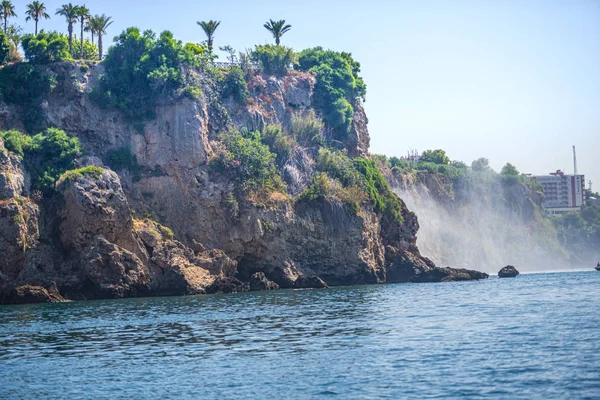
[
  {"x1": 2, "y1": 128, "x2": 82, "y2": 195},
  {"x1": 420, "y1": 149, "x2": 450, "y2": 165},
  {"x1": 260, "y1": 124, "x2": 294, "y2": 165},
  {"x1": 296, "y1": 47, "x2": 366, "y2": 135},
  {"x1": 298, "y1": 172, "x2": 331, "y2": 202},
  {"x1": 0, "y1": 32, "x2": 10, "y2": 66},
  {"x1": 220, "y1": 66, "x2": 249, "y2": 103},
  {"x1": 0, "y1": 130, "x2": 31, "y2": 157},
  {"x1": 106, "y1": 147, "x2": 142, "y2": 181},
  {"x1": 216, "y1": 129, "x2": 285, "y2": 193},
  {"x1": 297, "y1": 172, "x2": 365, "y2": 215},
  {"x1": 58, "y1": 166, "x2": 104, "y2": 184},
  {"x1": 185, "y1": 85, "x2": 203, "y2": 100},
  {"x1": 72, "y1": 38, "x2": 98, "y2": 61},
  {"x1": 21, "y1": 31, "x2": 70, "y2": 64},
  {"x1": 291, "y1": 111, "x2": 324, "y2": 147},
  {"x1": 500, "y1": 162, "x2": 520, "y2": 186},
  {"x1": 0, "y1": 63, "x2": 57, "y2": 107},
  {"x1": 316, "y1": 148, "x2": 363, "y2": 188},
  {"x1": 353, "y1": 158, "x2": 404, "y2": 223},
  {"x1": 250, "y1": 44, "x2": 297, "y2": 76},
  {"x1": 95, "y1": 28, "x2": 199, "y2": 120}
]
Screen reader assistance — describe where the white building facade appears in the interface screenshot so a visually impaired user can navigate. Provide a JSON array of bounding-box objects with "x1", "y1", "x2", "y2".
[{"x1": 533, "y1": 170, "x2": 585, "y2": 215}]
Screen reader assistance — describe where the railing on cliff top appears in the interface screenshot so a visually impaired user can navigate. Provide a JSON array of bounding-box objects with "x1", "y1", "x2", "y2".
[
  {"x1": 214, "y1": 61, "x2": 237, "y2": 68},
  {"x1": 213, "y1": 61, "x2": 261, "y2": 70}
]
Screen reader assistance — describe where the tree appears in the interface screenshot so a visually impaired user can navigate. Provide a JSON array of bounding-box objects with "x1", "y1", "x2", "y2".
[
  {"x1": 72, "y1": 37, "x2": 97, "y2": 60},
  {"x1": 196, "y1": 20, "x2": 220, "y2": 52},
  {"x1": 21, "y1": 31, "x2": 70, "y2": 63},
  {"x1": 0, "y1": 31, "x2": 9, "y2": 65},
  {"x1": 84, "y1": 14, "x2": 94, "y2": 44},
  {"x1": 219, "y1": 44, "x2": 237, "y2": 64},
  {"x1": 471, "y1": 157, "x2": 490, "y2": 172},
  {"x1": 55, "y1": 3, "x2": 78, "y2": 56},
  {"x1": 0, "y1": 1, "x2": 17, "y2": 34},
  {"x1": 76, "y1": 5, "x2": 90, "y2": 59},
  {"x1": 96, "y1": 28, "x2": 197, "y2": 120},
  {"x1": 91, "y1": 14, "x2": 112, "y2": 59},
  {"x1": 420, "y1": 149, "x2": 450, "y2": 165},
  {"x1": 250, "y1": 44, "x2": 297, "y2": 76},
  {"x1": 263, "y1": 19, "x2": 291, "y2": 45},
  {"x1": 25, "y1": 2, "x2": 50, "y2": 35},
  {"x1": 501, "y1": 162, "x2": 519, "y2": 176}
]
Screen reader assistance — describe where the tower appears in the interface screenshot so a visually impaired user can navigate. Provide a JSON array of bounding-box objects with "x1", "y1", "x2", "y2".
[{"x1": 573, "y1": 145, "x2": 578, "y2": 175}]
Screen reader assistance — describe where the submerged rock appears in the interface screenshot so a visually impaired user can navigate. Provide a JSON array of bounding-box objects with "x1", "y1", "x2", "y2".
[
  {"x1": 294, "y1": 275, "x2": 329, "y2": 289},
  {"x1": 498, "y1": 265, "x2": 520, "y2": 278},
  {"x1": 250, "y1": 272, "x2": 279, "y2": 291},
  {"x1": 410, "y1": 267, "x2": 489, "y2": 283}
]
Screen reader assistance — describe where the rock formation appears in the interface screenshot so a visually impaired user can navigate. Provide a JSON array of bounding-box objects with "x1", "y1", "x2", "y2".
[
  {"x1": 0, "y1": 62, "x2": 487, "y2": 304},
  {"x1": 410, "y1": 267, "x2": 489, "y2": 283},
  {"x1": 498, "y1": 265, "x2": 520, "y2": 278}
]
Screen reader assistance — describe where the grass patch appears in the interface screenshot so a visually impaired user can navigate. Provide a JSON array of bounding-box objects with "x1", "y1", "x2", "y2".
[{"x1": 58, "y1": 166, "x2": 104, "y2": 184}]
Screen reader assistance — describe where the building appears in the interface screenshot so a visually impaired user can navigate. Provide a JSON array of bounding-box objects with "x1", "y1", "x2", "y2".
[{"x1": 533, "y1": 170, "x2": 585, "y2": 215}]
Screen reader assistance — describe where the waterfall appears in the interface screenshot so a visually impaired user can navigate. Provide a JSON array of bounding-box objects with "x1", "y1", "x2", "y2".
[{"x1": 392, "y1": 174, "x2": 577, "y2": 274}]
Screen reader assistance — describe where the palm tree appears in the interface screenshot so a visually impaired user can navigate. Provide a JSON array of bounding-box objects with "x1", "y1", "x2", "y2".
[
  {"x1": 0, "y1": 1, "x2": 17, "y2": 34},
  {"x1": 197, "y1": 20, "x2": 220, "y2": 52},
  {"x1": 76, "y1": 5, "x2": 90, "y2": 59},
  {"x1": 263, "y1": 19, "x2": 291, "y2": 45},
  {"x1": 84, "y1": 15, "x2": 95, "y2": 44},
  {"x1": 92, "y1": 14, "x2": 112, "y2": 60},
  {"x1": 25, "y1": 2, "x2": 50, "y2": 35},
  {"x1": 56, "y1": 3, "x2": 78, "y2": 56}
]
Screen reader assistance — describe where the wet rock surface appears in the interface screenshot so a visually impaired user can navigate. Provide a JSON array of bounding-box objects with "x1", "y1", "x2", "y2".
[
  {"x1": 1, "y1": 284, "x2": 66, "y2": 304},
  {"x1": 410, "y1": 267, "x2": 489, "y2": 283},
  {"x1": 498, "y1": 265, "x2": 520, "y2": 278},
  {"x1": 250, "y1": 272, "x2": 280, "y2": 291},
  {"x1": 294, "y1": 276, "x2": 329, "y2": 289}
]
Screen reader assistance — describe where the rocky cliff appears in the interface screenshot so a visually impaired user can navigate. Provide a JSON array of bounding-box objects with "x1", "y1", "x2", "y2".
[{"x1": 0, "y1": 62, "x2": 483, "y2": 304}]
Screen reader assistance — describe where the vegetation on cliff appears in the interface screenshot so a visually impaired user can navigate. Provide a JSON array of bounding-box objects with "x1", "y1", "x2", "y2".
[
  {"x1": 0, "y1": 127, "x2": 81, "y2": 194},
  {"x1": 552, "y1": 205, "x2": 600, "y2": 261},
  {"x1": 297, "y1": 47, "x2": 366, "y2": 135},
  {"x1": 92, "y1": 28, "x2": 202, "y2": 120}
]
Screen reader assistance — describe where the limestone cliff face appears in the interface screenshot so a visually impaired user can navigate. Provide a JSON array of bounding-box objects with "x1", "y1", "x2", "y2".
[{"x1": 0, "y1": 62, "x2": 443, "y2": 303}]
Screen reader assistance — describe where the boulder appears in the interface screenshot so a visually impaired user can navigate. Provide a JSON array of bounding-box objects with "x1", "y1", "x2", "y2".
[
  {"x1": 386, "y1": 250, "x2": 435, "y2": 283},
  {"x1": 249, "y1": 272, "x2": 280, "y2": 291},
  {"x1": 498, "y1": 265, "x2": 520, "y2": 278},
  {"x1": 80, "y1": 236, "x2": 152, "y2": 299},
  {"x1": 294, "y1": 275, "x2": 329, "y2": 289},
  {"x1": 156, "y1": 259, "x2": 210, "y2": 296},
  {"x1": 411, "y1": 267, "x2": 489, "y2": 283},
  {"x1": 1, "y1": 284, "x2": 66, "y2": 304},
  {"x1": 57, "y1": 169, "x2": 145, "y2": 258},
  {"x1": 206, "y1": 277, "x2": 249, "y2": 294}
]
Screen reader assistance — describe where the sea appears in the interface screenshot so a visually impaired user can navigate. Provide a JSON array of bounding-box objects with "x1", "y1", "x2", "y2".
[{"x1": 1, "y1": 271, "x2": 599, "y2": 399}]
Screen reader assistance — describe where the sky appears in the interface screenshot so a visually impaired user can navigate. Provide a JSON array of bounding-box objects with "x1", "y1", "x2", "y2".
[{"x1": 9, "y1": 0, "x2": 600, "y2": 189}]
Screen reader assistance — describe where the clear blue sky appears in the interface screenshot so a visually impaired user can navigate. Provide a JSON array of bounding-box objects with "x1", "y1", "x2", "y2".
[{"x1": 11, "y1": 0, "x2": 600, "y2": 189}]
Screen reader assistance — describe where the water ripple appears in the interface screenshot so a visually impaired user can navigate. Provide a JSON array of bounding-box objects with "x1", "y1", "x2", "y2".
[{"x1": 1, "y1": 272, "x2": 599, "y2": 399}]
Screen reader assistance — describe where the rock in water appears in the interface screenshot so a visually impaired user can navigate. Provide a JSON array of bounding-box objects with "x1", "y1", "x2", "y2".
[
  {"x1": 294, "y1": 276, "x2": 329, "y2": 289},
  {"x1": 2, "y1": 284, "x2": 66, "y2": 304},
  {"x1": 250, "y1": 272, "x2": 279, "y2": 291},
  {"x1": 206, "y1": 277, "x2": 250, "y2": 294},
  {"x1": 498, "y1": 265, "x2": 520, "y2": 278},
  {"x1": 410, "y1": 267, "x2": 489, "y2": 283}
]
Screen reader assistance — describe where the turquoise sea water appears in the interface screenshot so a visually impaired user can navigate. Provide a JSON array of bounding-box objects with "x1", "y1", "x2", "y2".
[{"x1": 1, "y1": 271, "x2": 599, "y2": 399}]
